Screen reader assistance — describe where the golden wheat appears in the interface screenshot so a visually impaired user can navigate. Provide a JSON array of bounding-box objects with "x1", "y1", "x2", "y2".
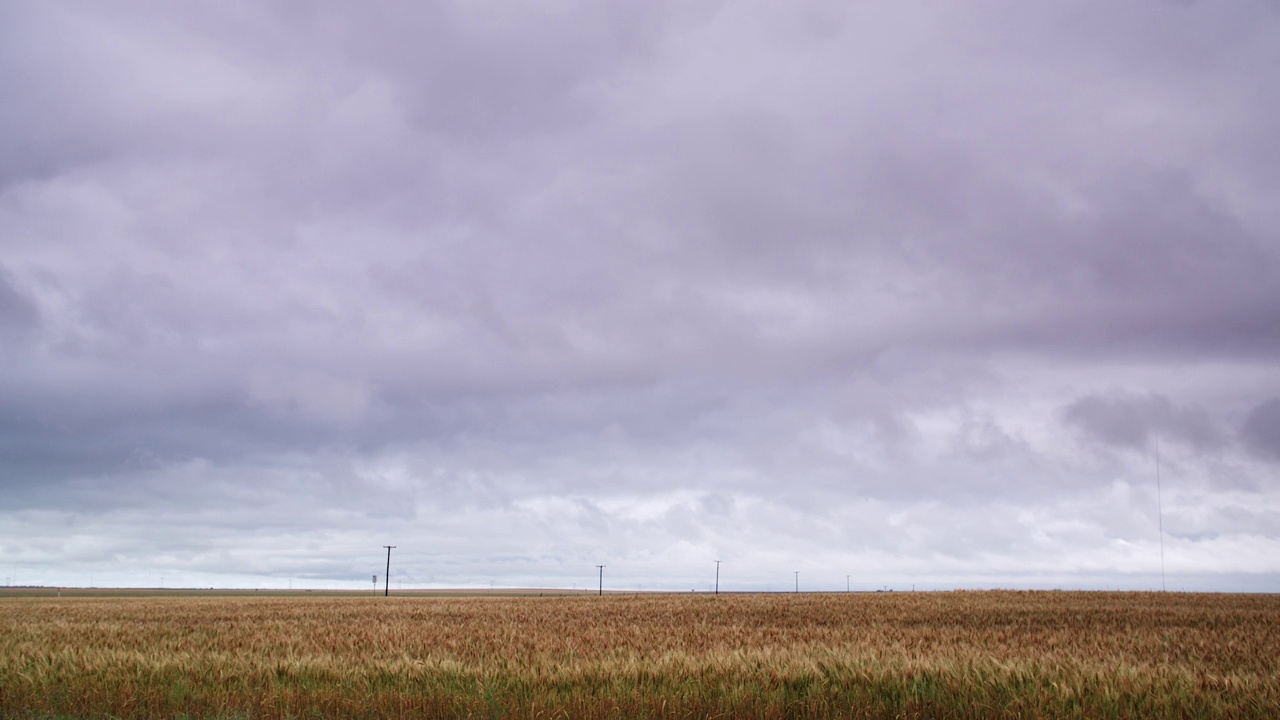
[{"x1": 1, "y1": 590, "x2": 1276, "y2": 718}]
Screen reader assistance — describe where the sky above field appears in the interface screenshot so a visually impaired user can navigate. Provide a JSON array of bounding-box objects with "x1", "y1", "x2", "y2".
[{"x1": 2, "y1": 1, "x2": 1279, "y2": 593}]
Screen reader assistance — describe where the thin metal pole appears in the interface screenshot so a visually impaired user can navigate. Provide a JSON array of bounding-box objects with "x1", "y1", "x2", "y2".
[
  {"x1": 794, "y1": 571, "x2": 799, "y2": 594},
  {"x1": 1155, "y1": 441, "x2": 1166, "y2": 592},
  {"x1": 715, "y1": 560, "x2": 721, "y2": 595},
  {"x1": 383, "y1": 546, "x2": 396, "y2": 597},
  {"x1": 596, "y1": 565, "x2": 605, "y2": 596},
  {"x1": 846, "y1": 575, "x2": 850, "y2": 593}
]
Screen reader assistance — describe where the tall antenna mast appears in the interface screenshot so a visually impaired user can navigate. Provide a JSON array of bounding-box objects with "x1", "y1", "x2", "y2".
[{"x1": 1154, "y1": 440, "x2": 1166, "y2": 592}]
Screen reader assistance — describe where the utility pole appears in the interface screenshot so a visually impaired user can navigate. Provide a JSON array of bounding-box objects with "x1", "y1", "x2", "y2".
[
  {"x1": 794, "y1": 571, "x2": 799, "y2": 594},
  {"x1": 846, "y1": 575, "x2": 850, "y2": 593},
  {"x1": 596, "y1": 565, "x2": 605, "y2": 596},
  {"x1": 715, "y1": 560, "x2": 721, "y2": 595},
  {"x1": 383, "y1": 546, "x2": 396, "y2": 597}
]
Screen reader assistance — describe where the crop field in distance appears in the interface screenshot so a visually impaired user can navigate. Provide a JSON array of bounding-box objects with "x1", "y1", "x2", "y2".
[{"x1": 1, "y1": 589, "x2": 1277, "y2": 719}]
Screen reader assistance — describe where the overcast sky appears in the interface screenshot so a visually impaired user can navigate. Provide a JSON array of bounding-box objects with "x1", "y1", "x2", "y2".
[{"x1": 2, "y1": 0, "x2": 1278, "y2": 593}]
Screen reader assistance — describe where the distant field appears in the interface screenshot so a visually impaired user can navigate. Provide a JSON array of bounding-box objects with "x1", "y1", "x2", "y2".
[
  {"x1": 2, "y1": 591, "x2": 1276, "y2": 719},
  {"x1": 0, "y1": 587, "x2": 598, "y2": 599}
]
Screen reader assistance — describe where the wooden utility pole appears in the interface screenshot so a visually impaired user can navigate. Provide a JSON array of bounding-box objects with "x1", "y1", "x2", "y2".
[{"x1": 383, "y1": 546, "x2": 396, "y2": 597}]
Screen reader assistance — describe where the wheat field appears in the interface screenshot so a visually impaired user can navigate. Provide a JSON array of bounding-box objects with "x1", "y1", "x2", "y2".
[{"x1": 1, "y1": 590, "x2": 1276, "y2": 718}]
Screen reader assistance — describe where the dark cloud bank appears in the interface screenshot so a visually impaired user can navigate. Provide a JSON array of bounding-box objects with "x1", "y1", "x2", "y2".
[{"x1": 2, "y1": 0, "x2": 1278, "y2": 592}]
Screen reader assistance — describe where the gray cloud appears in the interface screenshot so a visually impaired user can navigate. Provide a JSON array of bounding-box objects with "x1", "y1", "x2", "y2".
[
  {"x1": 0, "y1": 267, "x2": 38, "y2": 333},
  {"x1": 1241, "y1": 399, "x2": 1280, "y2": 462},
  {"x1": 1061, "y1": 391, "x2": 1226, "y2": 453},
  {"x1": 1, "y1": 0, "x2": 1278, "y2": 591}
]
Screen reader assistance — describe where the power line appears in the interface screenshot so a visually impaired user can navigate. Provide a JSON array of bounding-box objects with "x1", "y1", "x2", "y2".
[{"x1": 1155, "y1": 441, "x2": 1166, "y2": 592}]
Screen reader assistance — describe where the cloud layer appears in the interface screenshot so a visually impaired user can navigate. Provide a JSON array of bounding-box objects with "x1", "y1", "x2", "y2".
[{"x1": 2, "y1": 0, "x2": 1278, "y2": 592}]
